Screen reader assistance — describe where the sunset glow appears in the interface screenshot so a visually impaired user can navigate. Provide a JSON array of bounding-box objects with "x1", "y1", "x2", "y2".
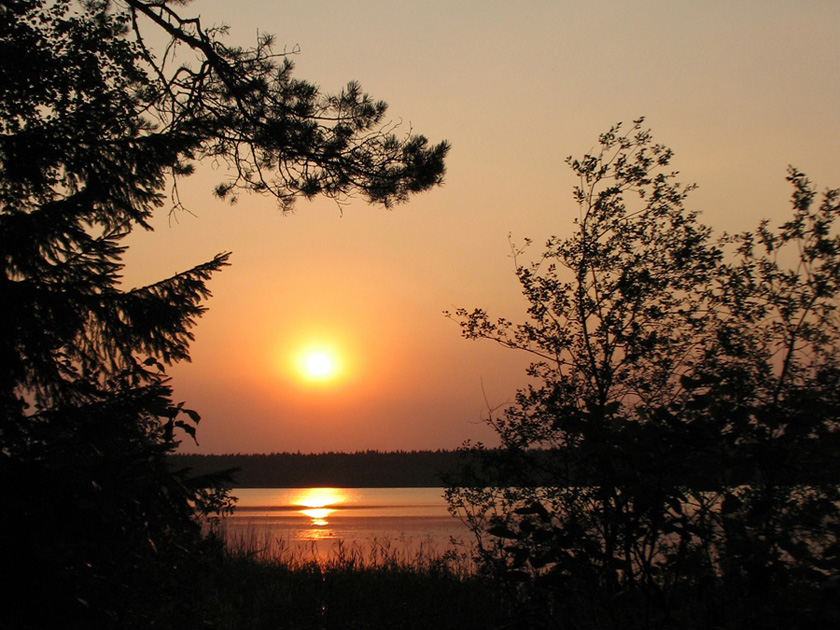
[{"x1": 121, "y1": 0, "x2": 840, "y2": 456}]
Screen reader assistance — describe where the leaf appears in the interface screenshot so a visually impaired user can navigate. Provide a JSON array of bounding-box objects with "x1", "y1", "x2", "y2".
[
  {"x1": 680, "y1": 374, "x2": 699, "y2": 389},
  {"x1": 514, "y1": 501, "x2": 551, "y2": 523},
  {"x1": 488, "y1": 524, "x2": 520, "y2": 540},
  {"x1": 686, "y1": 393, "x2": 711, "y2": 410},
  {"x1": 174, "y1": 421, "x2": 197, "y2": 442},
  {"x1": 604, "y1": 401, "x2": 622, "y2": 415}
]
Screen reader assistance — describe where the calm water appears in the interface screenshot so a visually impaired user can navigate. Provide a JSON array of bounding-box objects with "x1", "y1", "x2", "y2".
[{"x1": 219, "y1": 487, "x2": 473, "y2": 560}]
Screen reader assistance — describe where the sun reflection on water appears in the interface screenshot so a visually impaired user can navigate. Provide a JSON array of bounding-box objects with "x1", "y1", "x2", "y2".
[
  {"x1": 301, "y1": 507, "x2": 331, "y2": 521},
  {"x1": 293, "y1": 488, "x2": 347, "y2": 529}
]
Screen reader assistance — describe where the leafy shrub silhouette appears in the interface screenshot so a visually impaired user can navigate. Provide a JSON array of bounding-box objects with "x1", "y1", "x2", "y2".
[{"x1": 446, "y1": 119, "x2": 840, "y2": 629}]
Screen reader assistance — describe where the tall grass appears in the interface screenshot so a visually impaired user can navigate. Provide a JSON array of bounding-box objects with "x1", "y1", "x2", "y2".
[
  {"x1": 221, "y1": 525, "x2": 480, "y2": 577},
  {"x1": 147, "y1": 525, "x2": 511, "y2": 630}
]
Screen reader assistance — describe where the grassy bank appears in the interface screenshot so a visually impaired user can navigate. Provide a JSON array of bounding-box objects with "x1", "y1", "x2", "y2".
[
  {"x1": 8, "y1": 528, "x2": 512, "y2": 630},
  {"x1": 141, "y1": 532, "x2": 512, "y2": 630},
  {"x1": 19, "y1": 525, "x2": 839, "y2": 629}
]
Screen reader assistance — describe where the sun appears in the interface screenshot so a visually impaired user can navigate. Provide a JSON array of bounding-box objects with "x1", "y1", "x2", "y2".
[
  {"x1": 282, "y1": 335, "x2": 355, "y2": 388},
  {"x1": 296, "y1": 348, "x2": 340, "y2": 383},
  {"x1": 305, "y1": 352, "x2": 333, "y2": 378}
]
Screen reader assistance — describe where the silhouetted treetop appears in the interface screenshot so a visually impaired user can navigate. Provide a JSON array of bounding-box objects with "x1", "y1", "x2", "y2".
[{"x1": 2, "y1": 0, "x2": 449, "y2": 216}]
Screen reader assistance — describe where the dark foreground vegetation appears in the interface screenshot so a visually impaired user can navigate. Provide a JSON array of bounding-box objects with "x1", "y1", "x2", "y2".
[
  {"x1": 2, "y1": 1, "x2": 449, "y2": 628},
  {"x1": 445, "y1": 120, "x2": 840, "y2": 628},
  {"x1": 192, "y1": 550, "x2": 506, "y2": 630},
  {"x1": 7, "y1": 533, "x2": 511, "y2": 630}
]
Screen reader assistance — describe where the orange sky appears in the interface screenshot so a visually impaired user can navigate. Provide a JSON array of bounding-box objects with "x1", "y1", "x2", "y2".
[{"x1": 122, "y1": 0, "x2": 840, "y2": 454}]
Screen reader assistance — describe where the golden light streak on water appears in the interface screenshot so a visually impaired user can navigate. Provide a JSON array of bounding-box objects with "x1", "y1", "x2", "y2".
[{"x1": 294, "y1": 487, "x2": 346, "y2": 527}]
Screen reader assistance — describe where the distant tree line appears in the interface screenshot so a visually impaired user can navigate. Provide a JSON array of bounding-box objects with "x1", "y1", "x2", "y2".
[
  {"x1": 179, "y1": 445, "x2": 840, "y2": 491},
  {"x1": 169, "y1": 450, "x2": 471, "y2": 487}
]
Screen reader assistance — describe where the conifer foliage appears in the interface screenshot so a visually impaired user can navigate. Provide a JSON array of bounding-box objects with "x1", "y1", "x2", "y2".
[
  {"x1": 447, "y1": 120, "x2": 840, "y2": 629},
  {"x1": 0, "y1": 0, "x2": 447, "y2": 625}
]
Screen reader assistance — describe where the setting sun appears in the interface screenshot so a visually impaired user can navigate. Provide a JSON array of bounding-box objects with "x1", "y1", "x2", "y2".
[
  {"x1": 295, "y1": 346, "x2": 343, "y2": 384},
  {"x1": 275, "y1": 331, "x2": 364, "y2": 392},
  {"x1": 305, "y1": 352, "x2": 333, "y2": 377}
]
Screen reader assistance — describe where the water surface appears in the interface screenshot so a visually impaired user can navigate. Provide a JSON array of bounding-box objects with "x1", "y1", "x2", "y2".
[{"x1": 220, "y1": 487, "x2": 472, "y2": 560}]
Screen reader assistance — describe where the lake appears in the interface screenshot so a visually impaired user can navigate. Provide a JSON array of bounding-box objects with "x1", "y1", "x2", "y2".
[{"x1": 218, "y1": 487, "x2": 475, "y2": 563}]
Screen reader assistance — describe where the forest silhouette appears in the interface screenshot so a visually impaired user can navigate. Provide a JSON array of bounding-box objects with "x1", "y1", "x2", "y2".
[{"x1": 171, "y1": 450, "x2": 465, "y2": 488}]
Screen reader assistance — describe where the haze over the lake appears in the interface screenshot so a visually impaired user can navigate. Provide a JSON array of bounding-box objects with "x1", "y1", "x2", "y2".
[{"x1": 122, "y1": 0, "x2": 839, "y2": 454}]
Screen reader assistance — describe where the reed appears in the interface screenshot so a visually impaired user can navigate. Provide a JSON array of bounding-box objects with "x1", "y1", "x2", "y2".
[
  {"x1": 146, "y1": 528, "x2": 509, "y2": 630},
  {"x1": 221, "y1": 525, "x2": 480, "y2": 577}
]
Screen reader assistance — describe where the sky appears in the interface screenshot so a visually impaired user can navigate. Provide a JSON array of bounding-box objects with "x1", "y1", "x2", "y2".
[{"x1": 122, "y1": 0, "x2": 840, "y2": 454}]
